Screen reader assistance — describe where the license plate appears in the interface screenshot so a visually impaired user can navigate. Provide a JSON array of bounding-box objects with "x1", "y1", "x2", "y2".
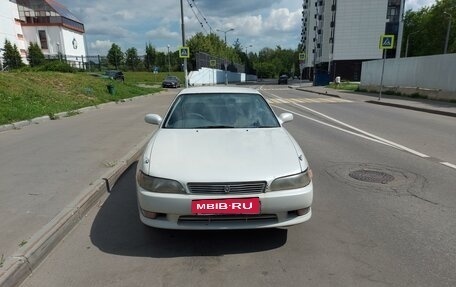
[{"x1": 191, "y1": 198, "x2": 260, "y2": 215}]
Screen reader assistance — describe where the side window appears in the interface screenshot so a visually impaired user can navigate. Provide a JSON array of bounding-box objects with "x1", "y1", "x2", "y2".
[{"x1": 38, "y1": 30, "x2": 48, "y2": 50}]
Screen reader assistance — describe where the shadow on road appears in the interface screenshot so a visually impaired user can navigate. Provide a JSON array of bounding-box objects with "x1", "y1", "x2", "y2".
[{"x1": 90, "y1": 162, "x2": 288, "y2": 258}]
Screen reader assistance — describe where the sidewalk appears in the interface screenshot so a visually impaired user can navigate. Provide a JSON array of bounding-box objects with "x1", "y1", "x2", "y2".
[
  {"x1": 293, "y1": 85, "x2": 456, "y2": 118},
  {"x1": 0, "y1": 91, "x2": 176, "y2": 287}
]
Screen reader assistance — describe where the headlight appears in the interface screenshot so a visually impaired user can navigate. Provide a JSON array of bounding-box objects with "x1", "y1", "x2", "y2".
[
  {"x1": 269, "y1": 170, "x2": 312, "y2": 191},
  {"x1": 137, "y1": 171, "x2": 185, "y2": 194}
]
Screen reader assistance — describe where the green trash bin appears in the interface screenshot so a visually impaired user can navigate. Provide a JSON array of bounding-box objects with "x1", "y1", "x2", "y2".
[{"x1": 107, "y1": 84, "x2": 115, "y2": 95}]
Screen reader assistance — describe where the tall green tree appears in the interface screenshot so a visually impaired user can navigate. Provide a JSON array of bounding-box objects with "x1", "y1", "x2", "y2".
[
  {"x1": 27, "y1": 42, "x2": 45, "y2": 67},
  {"x1": 403, "y1": 0, "x2": 456, "y2": 56},
  {"x1": 125, "y1": 47, "x2": 141, "y2": 70},
  {"x1": 186, "y1": 32, "x2": 241, "y2": 70},
  {"x1": 144, "y1": 43, "x2": 156, "y2": 70},
  {"x1": 2, "y1": 39, "x2": 23, "y2": 69},
  {"x1": 107, "y1": 43, "x2": 124, "y2": 69}
]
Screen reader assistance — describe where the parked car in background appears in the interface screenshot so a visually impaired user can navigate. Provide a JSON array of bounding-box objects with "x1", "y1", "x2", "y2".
[
  {"x1": 162, "y1": 76, "x2": 181, "y2": 88},
  {"x1": 136, "y1": 86, "x2": 313, "y2": 230},
  {"x1": 104, "y1": 70, "x2": 125, "y2": 82},
  {"x1": 278, "y1": 75, "x2": 288, "y2": 85}
]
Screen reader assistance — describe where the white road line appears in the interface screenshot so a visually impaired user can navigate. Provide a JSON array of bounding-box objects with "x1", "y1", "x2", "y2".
[
  {"x1": 273, "y1": 105, "x2": 397, "y2": 148},
  {"x1": 266, "y1": 97, "x2": 352, "y2": 104},
  {"x1": 266, "y1": 91, "x2": 430, "y2": 159},
  {"x1": 441, "y1": 162, "x2": 456, "y2": 170}
]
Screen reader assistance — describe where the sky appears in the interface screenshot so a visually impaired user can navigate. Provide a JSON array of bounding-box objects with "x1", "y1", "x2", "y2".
[{"x1": 57, "y1": 0, "x2": 436, "y2": 56}]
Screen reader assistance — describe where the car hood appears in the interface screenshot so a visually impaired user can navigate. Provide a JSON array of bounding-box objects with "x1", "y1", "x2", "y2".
[{"x1": 143, "y1": 128, "x2": 306, "y2": 183}]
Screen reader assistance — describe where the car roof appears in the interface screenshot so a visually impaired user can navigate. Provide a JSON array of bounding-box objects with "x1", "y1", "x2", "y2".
[{"x1": 179, "y1": 86, "x2": 262, "y2": 95}]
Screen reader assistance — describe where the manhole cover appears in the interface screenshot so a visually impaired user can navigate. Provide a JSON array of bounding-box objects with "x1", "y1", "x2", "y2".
[{"x1": 348, "y1": 170, "x2": 395, "y2": 184}]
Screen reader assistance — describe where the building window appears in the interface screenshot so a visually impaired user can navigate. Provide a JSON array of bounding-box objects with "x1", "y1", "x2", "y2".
[{"x1": 38, "y1": 30, "x2": 48, "y2": 49}]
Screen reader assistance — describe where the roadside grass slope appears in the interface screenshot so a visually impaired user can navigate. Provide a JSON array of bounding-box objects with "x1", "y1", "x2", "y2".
[{"x1": 0, "y1": 71, "x2": 167, "y2": 125}]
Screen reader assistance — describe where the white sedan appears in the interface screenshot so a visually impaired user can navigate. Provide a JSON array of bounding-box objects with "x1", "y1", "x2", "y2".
[{"x1": 136, "y1": 86, "x2": 313, "y2": 230}]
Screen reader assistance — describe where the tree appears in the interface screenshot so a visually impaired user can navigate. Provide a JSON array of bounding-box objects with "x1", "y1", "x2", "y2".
[
  {"x1": 2, "y1": 39, "x2": 23, "y2": 69},
  {"x1": 144, "y1": 43, "x2": 156, "y2": 71},
  {"x1": 107, "y1": 43, "x2": 124, "y2": 69},
  {"x1": 125, "y1": 47, "x2": 141, "y2": 70},
  {"x1": 402, "y1": 0, "x2": 456, "y2": 56},
  {"x1": 27, "y1": 42, "x2": 45, "y2": 67},
  {"x1": 186, "y1": 32, "x2": 242, "y2": 70}
]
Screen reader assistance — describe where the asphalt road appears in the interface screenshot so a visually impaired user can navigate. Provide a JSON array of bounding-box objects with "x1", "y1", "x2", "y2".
[{"x1": 21, "y1": 84, "x2": 456, "y2": 287}]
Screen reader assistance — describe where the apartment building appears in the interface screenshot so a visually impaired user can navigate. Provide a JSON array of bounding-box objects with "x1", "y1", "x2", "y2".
[
  {"x1": 0, "y1": 0, "x2": 86, "y2": 67},
  {"x1": 300, "y1": 0, "x2": 403, "y2": 81}
]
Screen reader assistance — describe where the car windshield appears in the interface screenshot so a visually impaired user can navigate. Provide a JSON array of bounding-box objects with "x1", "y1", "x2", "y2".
[
  {"x1": 165, "y1": 76, "x2": 178, "y2": 81},
  {"x1": 105, "y1": 71, "x2": 118, "y2": 76},
  {"x1": 163, "y1": 93, "x2": 280, "y2": 129}
]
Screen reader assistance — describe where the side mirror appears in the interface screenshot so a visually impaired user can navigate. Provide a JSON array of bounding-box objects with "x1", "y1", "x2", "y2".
[
  {"x1": 145, "y1": 114, "x2": 162, "y2": 125},
  {"x1": 278, "y1": 113, "x2": 293, "y2": 124}
]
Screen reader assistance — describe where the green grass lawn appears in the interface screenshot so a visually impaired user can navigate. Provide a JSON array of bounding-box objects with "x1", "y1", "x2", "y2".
[
  {"x1": 327, "y1": 82, "x2": 359, "y2": 91},
  {"x1": 124, "y1": 71, "x2": 184, "y2": 85},
  {"x1": 0, "y1": 71, "x2": 167, "y2": 125}
]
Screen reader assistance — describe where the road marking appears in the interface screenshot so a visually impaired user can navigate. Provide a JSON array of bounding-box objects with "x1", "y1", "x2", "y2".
[
  {"x1": 274, "y1": 105, "x2": 397, "y2": 148},
  {"x1": 267, "y1": 97, "x2": 352, "y2": 104},
  {"x1": 260, "y1": 88, "x2": 290, "y2": 91},
  {"x1": 265, "y1": 91, "x2": 431, "y2": 159},
  {"x1": 441, "y1": 162, "x2": 456, "y2": 170}
]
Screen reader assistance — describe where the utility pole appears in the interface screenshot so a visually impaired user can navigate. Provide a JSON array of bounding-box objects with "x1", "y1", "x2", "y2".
[
  {"x1": 167, "y1": 44, "x2": 171, "y2": 74},
  {"x1": 444, "y1": 12, "x2": 452, "y2": 54},
  {"x1": 180, "y1": 0, "x2": 188, "y2": 88},
  {"x1": 395, "y1": 0, "x2": 405, "y2": 58}
]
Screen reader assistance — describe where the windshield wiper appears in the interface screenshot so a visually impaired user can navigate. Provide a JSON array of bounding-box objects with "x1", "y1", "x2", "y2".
[{"x1": 195, "y1": 125, "x2": 234, "y2": 129}]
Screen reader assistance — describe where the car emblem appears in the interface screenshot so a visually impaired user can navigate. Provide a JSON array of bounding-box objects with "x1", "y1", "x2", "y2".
[{"x1": 224, "y1": 185, "x2": 230, "y2": 193}]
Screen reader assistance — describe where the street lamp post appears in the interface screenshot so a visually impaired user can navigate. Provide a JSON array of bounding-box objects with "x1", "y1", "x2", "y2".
[
  {"x1": 216, "y1": 28, "x2": 235, "y2": 85},
  {"x1": 444, "y1": 12, "x2": 452, "y2": 54},
  {"x1": 405, "y1": 30, "x2": 421, "y2": 57},
  {"x1": 245, "y1": 44, "x2": 252, "y2": 55},
  {"x1": 217, "y1": 28, "x2": 235, "y2": 45},
  {"x1": 167, "y1": 44, "x2": 171, "y2": 74}
]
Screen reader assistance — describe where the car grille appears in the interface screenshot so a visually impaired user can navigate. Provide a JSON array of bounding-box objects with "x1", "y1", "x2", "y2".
[
  {"x1": 187, "y1": 182, "x2": 267, "y2": 194},
  {"x1": 178, "y1": 214, "x2": 278, "y2": 224}
]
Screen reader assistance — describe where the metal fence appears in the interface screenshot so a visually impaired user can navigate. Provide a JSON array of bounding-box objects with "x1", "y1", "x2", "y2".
[
  {"x1": 195, "y1": 52, "x2": 245, "y2": 73},
  {"x1": 40, "y1": 54, "x2": 168, "y2": 72},
  {"x1": 17, "y1": 52, "x2": 246, "y2": 73}
]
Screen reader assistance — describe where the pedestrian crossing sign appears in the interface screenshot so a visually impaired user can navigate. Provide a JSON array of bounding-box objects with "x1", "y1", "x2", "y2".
[
  {"x1": 299, "y1": 53, "x2": 306, "y2": 61},
  {"x1": 379, "y1": 35, "x2": 395, "y2": 49},
  {"x1": 179, "y1": 47, "x2": 190, "y2": 58}
]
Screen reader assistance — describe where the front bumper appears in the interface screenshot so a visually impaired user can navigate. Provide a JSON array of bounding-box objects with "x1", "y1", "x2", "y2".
[{"x1": 136, "y1": 183, "x2": 313, "y2": 230}]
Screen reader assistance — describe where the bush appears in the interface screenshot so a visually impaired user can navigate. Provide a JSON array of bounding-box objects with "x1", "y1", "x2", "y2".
[{"x1": 35, "y1": 61, "x2": 75, "y2": 73}]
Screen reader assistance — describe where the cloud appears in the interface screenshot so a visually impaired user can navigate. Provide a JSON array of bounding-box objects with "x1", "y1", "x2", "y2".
[
  {"x1": 406, "y1": 0, "x2": 435, "y2": 10},
  {"x1": 114, "y1": 10, "x2": 136, "y2": 20},
  {"x1": 145, "y1": 27, "x2": 180, "y2": 40},
  {"x1": 195, "y1": 0, "x2": 276, "y2": 16},
  {"x1": 264, "y1": 8, "x2": 301, "y2": 32},
  {"x1": 89, "y1": 40, "x2": 113, "y2": 54}
]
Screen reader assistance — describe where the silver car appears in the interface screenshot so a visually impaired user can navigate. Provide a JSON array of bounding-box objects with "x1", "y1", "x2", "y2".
[{"x1": 136, "y1": 86, "x2": 313, "y2": 230}]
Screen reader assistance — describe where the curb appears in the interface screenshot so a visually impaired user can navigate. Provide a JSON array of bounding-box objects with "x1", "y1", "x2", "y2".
[
  {"x1": 0, "y1": 135, "x2": 151, "y2": 287},
  {"x1": 295, "y1": 87, "x2": 456, "y2": 117},
  {"x1": 295, "y1": 88, "x2": 341, "y2": 98},
  {"x1": 365, "y1": 100, "x2": 456, "y2": 118},
  {"x1": 0, "y1": 92, "x2": 159, "y2": 134}
]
